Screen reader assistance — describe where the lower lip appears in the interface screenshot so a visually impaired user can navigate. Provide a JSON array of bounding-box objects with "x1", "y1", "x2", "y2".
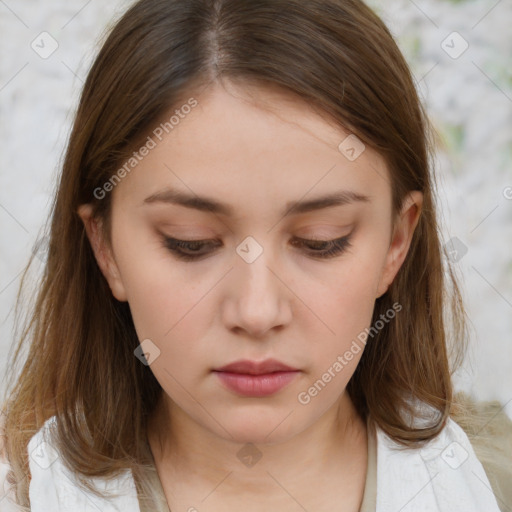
[{"x1": 214, "y1": 371, "x2": 299, "y2": 397}]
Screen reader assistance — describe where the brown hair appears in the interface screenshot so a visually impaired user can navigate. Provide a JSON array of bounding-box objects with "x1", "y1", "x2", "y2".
[{"x1": 2, "y1": 0, "x2": 472, "y2": 508}]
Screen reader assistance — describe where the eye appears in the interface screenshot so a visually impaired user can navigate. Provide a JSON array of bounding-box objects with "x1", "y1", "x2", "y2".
[
  {"x1": 162, "y1": 237, "x2": 222, "y2": 261},
  {"x1": 290, "y1": 235, "x2": 352, "y2": 259},
  {"x1": 162, "y1": 235, "x2": 353, "y2": 261}
]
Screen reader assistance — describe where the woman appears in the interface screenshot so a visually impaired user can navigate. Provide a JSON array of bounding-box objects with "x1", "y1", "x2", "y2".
[{"x1": 1, "y1": 0, "x2": 511, "y2": 510}]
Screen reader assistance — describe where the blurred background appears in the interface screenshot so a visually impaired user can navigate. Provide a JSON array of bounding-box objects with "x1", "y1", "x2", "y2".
[{"x1": 1, "y1": 0, "x2": 511, "y2": 417}]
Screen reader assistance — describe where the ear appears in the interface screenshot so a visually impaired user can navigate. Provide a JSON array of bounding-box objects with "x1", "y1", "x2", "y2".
[
  {"x1": 77, "y1": 204, "x2": 128, "y2": 302},
  {"x1": 375, "y1": 190, "x2": 423, "y2": 298}
]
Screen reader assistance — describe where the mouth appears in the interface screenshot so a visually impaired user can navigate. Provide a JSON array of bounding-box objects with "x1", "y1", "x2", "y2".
[{"x1": 212, "y1": 359, "x2": 300, "y2": 397}]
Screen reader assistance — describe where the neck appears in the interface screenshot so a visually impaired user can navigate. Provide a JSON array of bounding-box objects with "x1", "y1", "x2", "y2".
[{"x1": 147, "y1": 391, "x2": 367, "y2": 501}]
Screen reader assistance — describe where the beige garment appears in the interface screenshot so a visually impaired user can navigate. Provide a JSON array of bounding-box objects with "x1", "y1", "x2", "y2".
[
  {"x1": 135, "y1": 447, "x2": 171, "y2": 512},
  {"x1": 359, "y1": 416, "x2": 377, "y2": 512}
]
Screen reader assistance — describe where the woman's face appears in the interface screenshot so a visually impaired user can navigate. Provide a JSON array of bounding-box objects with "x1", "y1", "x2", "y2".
[{"x1": 79, "y1": 80, "x2": 422, "y2": 444}]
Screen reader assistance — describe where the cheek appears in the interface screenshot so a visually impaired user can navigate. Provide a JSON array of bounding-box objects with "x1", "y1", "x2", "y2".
[
  {"x1": 308, "y1": 279, "x2": 373, "y2": 383},
  {"x1": 111, "y1": 222, "x2": 203, "y2": 342},
  {"x1": 295, "y1": 273, "x2": 377, "y2": 412},
  {"x1": 302, "y1": 240, "x2": 388, "y2": 378},
  {"x1": 116, "y1": 242, "x2": 225, "y2": 389},
  {"x1": 123, "y1": 259, "x2": 209, "y2": 347},
  {"x1": 122, "y1": 258, "x2": 214, "y2": 398},
  {"x1": 310, "y1": 256, "x2": 384, "y2": 339}
]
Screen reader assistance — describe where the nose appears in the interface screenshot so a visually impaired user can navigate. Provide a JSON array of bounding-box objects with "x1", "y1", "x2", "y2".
[{"x1": 221, "y1": 243, "x2": 292, "y2": 338}]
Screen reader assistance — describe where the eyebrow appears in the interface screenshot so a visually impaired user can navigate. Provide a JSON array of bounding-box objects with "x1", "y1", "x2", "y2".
[{"x1": 143, "y1": 187, "x2": 370, "y2": 217}]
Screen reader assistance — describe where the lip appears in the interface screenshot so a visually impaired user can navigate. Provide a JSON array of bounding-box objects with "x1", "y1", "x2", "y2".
[
  {"x1": 214, "y1": 359, "x2": 299, "y2": 375},
  {"x1": 213, "y1": 359, "x2": 300, "y2": 397}
]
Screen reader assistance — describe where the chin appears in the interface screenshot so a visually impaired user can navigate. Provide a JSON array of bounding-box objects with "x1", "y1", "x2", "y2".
[{"x1": 214, "y1": 409, "x2": 304, "y2": 446}]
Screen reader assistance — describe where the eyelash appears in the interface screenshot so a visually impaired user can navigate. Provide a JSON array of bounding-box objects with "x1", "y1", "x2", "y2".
[{"x1": 162, "y1": 235, "x2": 352, "y2": 261}]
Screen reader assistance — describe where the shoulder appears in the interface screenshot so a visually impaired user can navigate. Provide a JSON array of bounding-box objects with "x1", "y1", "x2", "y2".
[
  {"x1": 19, "y1": 415, "x2": 140, "y2": 511},
  {"x1": 0, "y1": 412, "x2": 25, "y2": 511},
  {"x1": 0, "y1": 457, "x2": 23, "y2": 512},
  {"x1": 450, "y1": 393, "x2": 512, "y2": 512},
  {"x1": 373, "y1": 402, "x2": 504, "y2": 511}
]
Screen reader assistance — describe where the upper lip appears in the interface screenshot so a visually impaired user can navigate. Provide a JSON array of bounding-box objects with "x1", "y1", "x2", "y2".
[{"x1": 214, "y1": 359, "x2": 299, "y2": 375}]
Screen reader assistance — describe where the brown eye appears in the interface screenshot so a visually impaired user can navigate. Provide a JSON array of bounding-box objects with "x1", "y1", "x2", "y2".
[
  {"x1": 162, "y1": 235, "x2": 353, "y2": 262},
  {"x1": 290, "y1": 236, "x2": 352, "y2": 259},
  {"x1": 162, "y1": 237, "x2": 221, "y2": 261}
]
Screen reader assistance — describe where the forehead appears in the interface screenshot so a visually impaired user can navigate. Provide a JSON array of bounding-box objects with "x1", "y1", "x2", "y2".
[{"x1": 112, "y1": 80, "x2": 391, "y2": 214}]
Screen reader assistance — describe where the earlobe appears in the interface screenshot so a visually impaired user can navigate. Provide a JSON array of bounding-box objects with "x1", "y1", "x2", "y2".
[
  {"x1": 77, "y1": 204, "x2": 128, "y2": 302},
  {"x1": 376, "y1": 191, "x2": 423, "y2": 298}
]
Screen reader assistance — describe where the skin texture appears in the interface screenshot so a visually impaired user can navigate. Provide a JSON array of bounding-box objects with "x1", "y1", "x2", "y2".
[{"x1": 78, "y1": 80, "x2": 422, "y2": 511}]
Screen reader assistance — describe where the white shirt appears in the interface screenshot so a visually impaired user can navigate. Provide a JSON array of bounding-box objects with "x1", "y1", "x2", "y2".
[{"x1": 0, "y1": 414, "x2": 502, "y2": 511}]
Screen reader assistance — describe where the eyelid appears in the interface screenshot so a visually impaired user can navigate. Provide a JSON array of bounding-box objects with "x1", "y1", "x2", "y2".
[{"x1": 161, "y1": 233, "x2": 353, "y2": 261}]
